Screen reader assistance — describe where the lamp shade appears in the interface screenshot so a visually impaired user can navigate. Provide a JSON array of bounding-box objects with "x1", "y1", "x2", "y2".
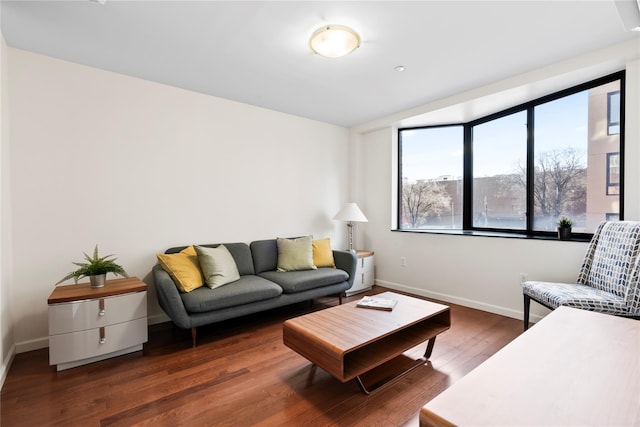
[{"x1": 334, "y1": 203, "x2": 368, "y2": 222}]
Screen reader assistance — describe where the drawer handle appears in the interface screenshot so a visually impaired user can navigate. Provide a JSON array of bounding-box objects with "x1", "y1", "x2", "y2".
[
  {"x1": 99, "y1": 299, "x2": 105, "y2": 317},
  {"x1": 99, "y1": 327, "x2": 106, "y2": 344},
  {"x1": 99, "y1": 310, "x2": 105, "y2": 317}
]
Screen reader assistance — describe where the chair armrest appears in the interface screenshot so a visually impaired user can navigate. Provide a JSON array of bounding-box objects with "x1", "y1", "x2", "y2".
[
  {"x1": 152, "y1": 264, "x2": 192, "y2": 329},
  {"x1": 333, "y1": 250, "x2": 358, "y2": 288}
]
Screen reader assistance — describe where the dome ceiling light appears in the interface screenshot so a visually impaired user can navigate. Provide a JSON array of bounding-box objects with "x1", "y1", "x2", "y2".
[{"x1": 309, "y1": 25, "x2": 361, "y2": 58}]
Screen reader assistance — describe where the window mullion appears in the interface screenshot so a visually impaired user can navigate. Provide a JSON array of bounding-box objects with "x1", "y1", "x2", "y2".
[
  {"x1": 463, "y1": 124, "x2": 473, "y2": 230},
  {"x1": 526, "y1": 108, "x2": 534, "y2": 233},
  {"x1": 619, "y1": 75, "x2": 626, "y2": 220}
]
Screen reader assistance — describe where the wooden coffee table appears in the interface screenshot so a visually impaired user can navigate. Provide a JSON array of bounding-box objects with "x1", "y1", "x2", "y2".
[{"x1": 283, "y1": 291, "x2": 450, "y2": 394}]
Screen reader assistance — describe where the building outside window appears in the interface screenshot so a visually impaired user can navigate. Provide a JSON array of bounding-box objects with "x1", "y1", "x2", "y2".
[
  {"x1": 606, "y1": 213, "x2": 620, "y2": 221},
  {"x1": 607, "y1": 152, "x2": 620, "y2": 195},
  {"x1": 608, "y1": 91, "x2": 620, "y2": 135},
  {"x1": 398, "y1": 72, "x2": 623, "y2": 237}
]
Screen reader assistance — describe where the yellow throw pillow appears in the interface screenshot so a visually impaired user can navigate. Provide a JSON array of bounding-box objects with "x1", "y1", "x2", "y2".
[
  {"x1": 156, "y1": 246, "x2": 204, "y2": 293},
  {"x1": 313, "y1": 238, "x2": 336, "y2": 268},
  {"x1": 181, "y1": 245, "x2": 197, "y2": 256}
]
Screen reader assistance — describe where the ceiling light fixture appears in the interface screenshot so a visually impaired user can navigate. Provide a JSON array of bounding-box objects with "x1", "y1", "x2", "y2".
[{"x1": 309, "y1": 25, "x2": 361, "y2": 58}]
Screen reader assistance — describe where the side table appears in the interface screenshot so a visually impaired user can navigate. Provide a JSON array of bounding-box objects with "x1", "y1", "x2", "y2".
[
  {"x1": 346, "y1": 250, "x2": 374, "y2": 296},
  {"x1": 48, "y1": 277, "x2": 148, "y2": 371}
]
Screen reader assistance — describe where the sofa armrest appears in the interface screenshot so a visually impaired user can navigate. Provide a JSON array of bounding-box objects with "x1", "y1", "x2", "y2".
[
  {"x1": 333, "y1": 250, "x2": 358, "y2": 288},
  {"x1": 152, "y1": 264, "x2": 192, "y2": 329}
]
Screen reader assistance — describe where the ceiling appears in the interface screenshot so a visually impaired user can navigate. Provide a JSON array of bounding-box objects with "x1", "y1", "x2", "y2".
[{"x1": 1, "y1": 1, "x2": 639, "y2": 128}]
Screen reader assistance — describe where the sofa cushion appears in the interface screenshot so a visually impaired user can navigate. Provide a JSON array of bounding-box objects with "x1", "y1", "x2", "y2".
[
  {"x1": 277, "y1": 236, "x2": 316, "y2": 272},
  {"x1": 181, "y1": 275, "x2": 282, "y2": 313},
  {"x1": 195, "y1": 245, "x2": 240, "y2": 289},
  {"x1": 313, "y1": 238, "x2": 336, "y2": 268},
  {"x1": 250, "y1": 239, "x2": 278, "y2": 274},
  {"x1": 259, "y1": 268, "x2": 348, "y2": 294},
  {"x1": 156, "y1": 246, "x2": 204, "y2": 293}
]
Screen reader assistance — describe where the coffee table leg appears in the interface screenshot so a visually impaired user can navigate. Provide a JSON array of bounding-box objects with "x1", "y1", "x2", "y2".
[
  {"x1": 356, "y1": 376, "x2": 374, "y2": 394},
  {"x1": 355, "y1": 356, "x2": 427, "y2": 395},
  {"x1": 424, "y1": 337, "x2": 436, "y2": 359},
  {"x1": 355, "y1": 338, "x2": 437, "y2": 394}
]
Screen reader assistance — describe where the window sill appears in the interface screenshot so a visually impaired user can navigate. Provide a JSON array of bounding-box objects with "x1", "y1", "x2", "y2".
[{"x1": 392, "y1": 228, "x2": 591, "y2": 242}]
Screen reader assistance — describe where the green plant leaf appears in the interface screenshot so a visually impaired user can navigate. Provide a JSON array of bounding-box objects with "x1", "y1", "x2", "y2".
[{"x1": 55, "y1": 245, "x2": 129, "y2": 286}]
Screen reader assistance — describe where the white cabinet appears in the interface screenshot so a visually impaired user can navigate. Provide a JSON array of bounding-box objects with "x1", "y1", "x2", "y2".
[
  {"x1": 346, "y1": 250, "x2": 374, "y2": 297},
  {"x1": 48, "y1": 278, "x2": 148, "y2": 371}
]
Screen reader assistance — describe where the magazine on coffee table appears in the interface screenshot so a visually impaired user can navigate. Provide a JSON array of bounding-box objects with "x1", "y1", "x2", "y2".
[{"x1": 356, "y1": 295, "x2": 398, "y2": 311}]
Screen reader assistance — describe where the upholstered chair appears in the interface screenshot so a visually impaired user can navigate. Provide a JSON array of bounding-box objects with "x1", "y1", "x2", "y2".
[{"x1": 522, "y1": 221, "x2": 640, "y2": 330}]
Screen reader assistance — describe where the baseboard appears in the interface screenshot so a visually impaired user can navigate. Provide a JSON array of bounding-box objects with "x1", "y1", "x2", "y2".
[
  {"x1": 0, "y1": 343, "x2": 16, "y2": 390},
  {"x1": 15, "y1": 336, "x2": 48, "y2": 354},
  {"x1": 375, "y1": 279, "x2": 546, "y2": 324}
]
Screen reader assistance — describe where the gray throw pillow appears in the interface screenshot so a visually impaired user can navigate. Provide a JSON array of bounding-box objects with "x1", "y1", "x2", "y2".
[
  {"x1": 195, "y1": 245, "x2": 241, "y2": 289},
  {"x1": 276, "y1": 236, "x2": 317, "y2": 272}
]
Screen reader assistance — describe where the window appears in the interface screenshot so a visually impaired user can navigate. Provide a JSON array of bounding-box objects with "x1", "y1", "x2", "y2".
[
  {"x1": 398, "y1": 126, "x2": 463, "y2": 229},
  {"x1": 398, "y1": 72, "x2": 624, "y2": 237},
  {"x1": 608, "y1": 91, "x2": 620, "y2": 135},
  {"x1": 472, "y1": 111, "x2": 527, "y2": 230},
  {"x1": 607, "y1": 152, "x2": 620, "y2": 195},
  {"x1": 531, "y1": 92, "x2": 588, "y2": 232}
]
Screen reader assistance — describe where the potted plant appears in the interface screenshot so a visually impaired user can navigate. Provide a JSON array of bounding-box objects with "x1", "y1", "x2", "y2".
[
  {"x1": 55, "y1": 245, "x2": 128, "y2": 288},
  {"x1": 557, "y1": 216, "x2": 573, "y2": 240}
]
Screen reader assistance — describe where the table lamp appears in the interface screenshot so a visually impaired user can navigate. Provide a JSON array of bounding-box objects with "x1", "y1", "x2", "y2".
[{"x1": 334, "y1": 202, "x2": 368, "y2": 251}]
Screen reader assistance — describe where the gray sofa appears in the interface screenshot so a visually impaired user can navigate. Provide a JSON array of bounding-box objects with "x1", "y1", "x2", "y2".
[{"x1": 152, "y1": 238, "x2": 357, "y2": 346}]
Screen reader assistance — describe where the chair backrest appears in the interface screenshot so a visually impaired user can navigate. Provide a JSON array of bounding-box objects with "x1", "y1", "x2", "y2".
[{"x1": 577, "y1": 221, "x2": 640, "y2": 312}]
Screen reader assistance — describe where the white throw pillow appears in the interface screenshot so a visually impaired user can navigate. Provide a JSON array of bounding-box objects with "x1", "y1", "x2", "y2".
[{"x1": 195, "y1": 245, "x2": 240, "y2": 289}]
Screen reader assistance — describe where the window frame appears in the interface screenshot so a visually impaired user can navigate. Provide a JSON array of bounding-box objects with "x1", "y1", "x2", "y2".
[
  {"x1": 397, "y1": 124, "x2": 464, "y2": 230},
  {"x1": 397, "y1": 71, "x2": 625, "y2": 240}
]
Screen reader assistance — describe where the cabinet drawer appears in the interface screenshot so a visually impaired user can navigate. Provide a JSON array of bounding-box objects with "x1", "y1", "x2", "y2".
[
  {"x1": 49, "y1": 291, "x2": 146, "y2": 335},
  {"x1": 362, "y1": 268, "x2": 375, "y2": 287},
  {"x1": 49, "y1": 317, "x2": 148, "y2": 365},
  {"x1": 361, "y1": 256, "x2": 374, "y2": 274}
]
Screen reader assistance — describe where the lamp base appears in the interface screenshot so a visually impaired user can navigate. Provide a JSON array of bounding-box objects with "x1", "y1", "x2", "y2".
[{"x1": 347, "y1": 222, "x2": 354, "y2": 251}]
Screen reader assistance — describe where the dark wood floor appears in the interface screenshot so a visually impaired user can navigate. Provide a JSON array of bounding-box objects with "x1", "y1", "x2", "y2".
[{"x1": 1, "y1": 286, "x2": 522, "y2": 426}]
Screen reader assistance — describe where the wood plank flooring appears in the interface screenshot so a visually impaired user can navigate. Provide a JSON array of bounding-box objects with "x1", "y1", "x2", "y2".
[{"x1": 0, "y1": 286, "x2": 523, "y2": 426}]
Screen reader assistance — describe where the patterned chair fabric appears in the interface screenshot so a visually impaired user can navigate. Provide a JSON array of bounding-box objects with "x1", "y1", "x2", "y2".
[{"x1": 522, "y1": 221, "x2": 640, "y2": 330}]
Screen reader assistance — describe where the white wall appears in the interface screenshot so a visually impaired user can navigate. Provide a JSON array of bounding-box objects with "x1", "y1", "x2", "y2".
[
  {"x1": 356, "y1": 42, "x2": 640, "y2": 322},
  {"x1": 1, "y1": 34, "x2": 16, "y2": 384},
  {"x1": 7, "y1": 48, "x2": 350, "y2": 352}
]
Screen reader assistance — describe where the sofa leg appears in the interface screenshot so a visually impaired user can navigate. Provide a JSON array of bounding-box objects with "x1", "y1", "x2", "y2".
[
  {"x1": 523, "y1": 294, "x2": 531, "y2": 332},
  {"x1": 338, "y1": 293, "x2": 343, "y2": 305},
  {"x1": 191, "y1": 327, "x2": 197, "y2": 348}
]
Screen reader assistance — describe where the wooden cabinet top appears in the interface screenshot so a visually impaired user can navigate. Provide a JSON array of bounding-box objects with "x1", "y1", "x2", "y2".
[
  {"x1": 356, "y1": 250, "x2": 374, "y2": 258},
  {"x1": 48, "y1": 277, "x2": 146, "y2": 304}
]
